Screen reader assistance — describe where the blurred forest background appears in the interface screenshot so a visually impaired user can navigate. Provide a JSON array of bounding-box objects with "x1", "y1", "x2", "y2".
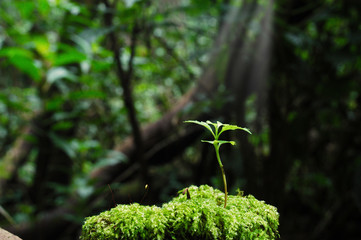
[{"x1": 1, "y1": 0, "x2": 361, "y2": 239}]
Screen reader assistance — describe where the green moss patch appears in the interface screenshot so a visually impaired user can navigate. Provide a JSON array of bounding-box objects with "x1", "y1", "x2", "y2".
[{"x1": 80, "y1": 185, "x2": 279, "y2": 240}]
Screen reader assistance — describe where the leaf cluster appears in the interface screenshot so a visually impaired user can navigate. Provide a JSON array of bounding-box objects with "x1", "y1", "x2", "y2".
[
  {"x1": 185, "y1": 120, "x2": 251, "y2": 140},
  {"x1": 81, "y1": 185, "x2": 279, "y2": 240}
]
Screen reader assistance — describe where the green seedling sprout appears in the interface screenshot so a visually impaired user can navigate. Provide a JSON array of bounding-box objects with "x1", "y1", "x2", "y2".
[{"x1": 185, "y1": 120, "x2": 251, "y2": 208}]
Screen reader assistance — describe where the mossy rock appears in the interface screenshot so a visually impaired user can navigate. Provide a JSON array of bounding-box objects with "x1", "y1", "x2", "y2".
[{"x1": 80, "y1": 185, "x2": 279, "y2": 240}]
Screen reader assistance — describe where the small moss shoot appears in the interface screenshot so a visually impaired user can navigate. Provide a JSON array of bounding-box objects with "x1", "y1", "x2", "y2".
[{"x1": 80, "y1": 185, "x2": 279, "y2": 240}]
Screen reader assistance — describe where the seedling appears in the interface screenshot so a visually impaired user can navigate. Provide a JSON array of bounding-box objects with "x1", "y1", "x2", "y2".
[{"x1": 185, "y1": 120, "x2": 251, "y2": 207}]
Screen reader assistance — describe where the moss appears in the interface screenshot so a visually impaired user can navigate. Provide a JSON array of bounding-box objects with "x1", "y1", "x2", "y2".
[{"x1": 80, "y1": 185, "x2": 279, "y2": 240}]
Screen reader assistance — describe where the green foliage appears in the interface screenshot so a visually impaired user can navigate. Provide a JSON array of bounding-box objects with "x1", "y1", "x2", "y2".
[
  {"x1": 80, "y1": 185, "x2": 279, "y2": 240},
  {"x1": 0, "y1": 0, "x2": 223, "y2": 230}
]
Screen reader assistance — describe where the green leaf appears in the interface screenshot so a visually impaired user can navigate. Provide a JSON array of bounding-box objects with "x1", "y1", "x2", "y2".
[
  {"x1": 45, "y1": 97, "x2": 65, "y2": 111},
  {"x1": 184, "y1": 120, "x2": 216, "y2": 138},
  {"x1": 219, "y1": 123, "x2": 252, "y2": 135},
  {"x1": 201, "y1": 140, "x2": 214, "y2": 145},
  {"x1": 9, "y1": 55, "x2": 41, "y2": 82},
  {"x1": 69, "y1": 90, "x2": 106, "y2": 100},
  {"x1": 205, "y1": 120, "x2": 219, "y2": 129},
  {"x1": 202, "y1": 140, "x2": 236, "y2": 146},
  {"x1": 51, "y1": 121, "x2": 74, "y2": 131},
  {"x1": 217, "y1": 140, "x2": 236, "y2": 146},
  {"x1": 0, "y1": 48, "x2": 41, "y2": 82},
  {"x1": 0, "y1": 47, "x2": 33, "y2": 58},
  {"x1": 47, "y1": 67, "x2": 76, "y2": 84},
  {"x1": 54, "y1": 51, "x2": 87, "y2": 66}
]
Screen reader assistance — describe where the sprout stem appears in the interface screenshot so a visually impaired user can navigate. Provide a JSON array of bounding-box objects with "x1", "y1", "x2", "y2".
[{"x1": 214, "y1": 142, "x2": 227, "y2": 208}]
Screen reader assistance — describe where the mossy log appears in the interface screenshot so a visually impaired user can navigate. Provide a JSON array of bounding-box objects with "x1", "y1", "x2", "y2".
[{"x1": 80, "y1": 185, "x2": 279, "y2": 240}]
